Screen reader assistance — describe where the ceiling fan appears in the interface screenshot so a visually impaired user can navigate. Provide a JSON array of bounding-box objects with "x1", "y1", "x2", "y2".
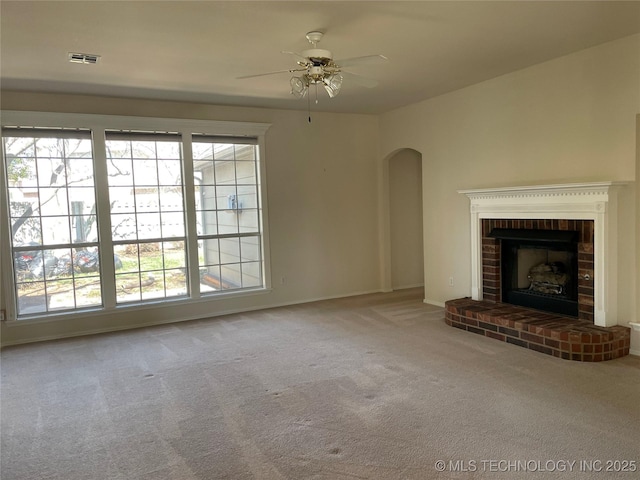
[{"x1": 237, "y1": 31, "x2": 388, "y2": 100}]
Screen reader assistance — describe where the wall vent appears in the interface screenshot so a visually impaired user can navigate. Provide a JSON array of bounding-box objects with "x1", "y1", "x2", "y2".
[{"x1": 68, "y1": 52, "x2": 100, "y2": 64}]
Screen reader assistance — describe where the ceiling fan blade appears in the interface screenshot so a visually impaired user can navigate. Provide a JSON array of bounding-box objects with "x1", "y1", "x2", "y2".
[
  {"x1": 335, "y1": 54, "x2": 388, "y2": 68},
  {"x1": 341, "y1": 70, "x2": 379, "y2": 88},
  {"x1": 236, "y1": 68, "x2": 302, "y2": 80},
  {"x1": 281, "y1": 50, "x2": 309, "y2": 64}
]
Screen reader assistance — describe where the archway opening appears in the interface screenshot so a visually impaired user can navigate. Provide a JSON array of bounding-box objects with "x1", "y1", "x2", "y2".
[{"x1": 388, "y1": 149, "x2": 424, "y2": 290}]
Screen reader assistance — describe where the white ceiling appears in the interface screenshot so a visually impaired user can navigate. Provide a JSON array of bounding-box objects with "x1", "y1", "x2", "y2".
[{"x1": 2, "y1": 1, "x2": 640, "y2": 114}]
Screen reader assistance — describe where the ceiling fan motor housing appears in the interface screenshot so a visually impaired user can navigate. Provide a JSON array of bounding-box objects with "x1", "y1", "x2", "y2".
[{"x1": 302, "y1": 48, "x2": 333, "y2": 66}]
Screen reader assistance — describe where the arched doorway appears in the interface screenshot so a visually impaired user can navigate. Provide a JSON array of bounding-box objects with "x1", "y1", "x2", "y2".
[{"x1": 387, "y1": 148, "x2": 424, "y2": 290}]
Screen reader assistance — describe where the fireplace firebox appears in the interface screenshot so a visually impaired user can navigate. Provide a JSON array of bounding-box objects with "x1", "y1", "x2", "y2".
[
  {"x1": 481, "y1": 219, "x2": 594, "y2": 322},
  {"x1": 489, "y1": 228, "x2": 579, "y2": 317}
]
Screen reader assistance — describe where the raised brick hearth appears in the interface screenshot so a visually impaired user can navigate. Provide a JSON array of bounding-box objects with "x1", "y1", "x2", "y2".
[{"x1": 445, "y1": 298, "x2": 630, "y2": 361}]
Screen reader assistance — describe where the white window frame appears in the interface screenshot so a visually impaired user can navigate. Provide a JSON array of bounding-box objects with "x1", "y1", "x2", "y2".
[{"x1": 0, "y1": 111, "x2": 272, "y2": 323}]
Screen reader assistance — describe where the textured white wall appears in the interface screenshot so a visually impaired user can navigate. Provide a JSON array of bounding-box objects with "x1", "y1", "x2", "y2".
[
  {"x1": 380, "y1": 34, "x2": 640, "y2": 349},
  {"x1": 0, "y1": 95, "x2": 381, "y2": 344}
]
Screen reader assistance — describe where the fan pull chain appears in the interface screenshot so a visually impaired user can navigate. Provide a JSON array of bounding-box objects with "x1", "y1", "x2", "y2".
[{"x1": 308, "y1": 86, "x2": 312, "y2": 123}]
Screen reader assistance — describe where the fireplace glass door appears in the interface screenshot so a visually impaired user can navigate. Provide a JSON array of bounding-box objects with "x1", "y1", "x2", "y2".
[{"x1": 490, "y1": 229, "x2": 579, "y2": 317}]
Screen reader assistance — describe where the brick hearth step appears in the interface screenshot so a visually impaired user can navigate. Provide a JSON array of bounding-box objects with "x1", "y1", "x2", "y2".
[{"x1": 445, "y1": 298, "x2": 630, "y2": 361}]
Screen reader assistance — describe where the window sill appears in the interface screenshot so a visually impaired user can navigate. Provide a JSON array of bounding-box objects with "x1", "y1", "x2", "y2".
[{"x1": 3, "y1": 287, "x2": 273, "y2": 326}]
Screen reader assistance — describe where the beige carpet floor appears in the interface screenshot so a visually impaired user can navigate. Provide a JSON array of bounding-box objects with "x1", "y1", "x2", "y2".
[{"x1": 1, "y1": 288, "x2": 639, "y2": 480}]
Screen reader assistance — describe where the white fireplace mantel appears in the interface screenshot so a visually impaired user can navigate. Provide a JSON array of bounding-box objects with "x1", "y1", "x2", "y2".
[{"x1": 458, "y1": 182, "x2": 626, "y2": 327}]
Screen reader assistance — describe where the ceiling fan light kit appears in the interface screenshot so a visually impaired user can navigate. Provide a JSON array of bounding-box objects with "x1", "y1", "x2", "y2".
[
  {"x1": 290, "y1": 76, "x2": 307, "y2": 98},
  {"x1": 322, "y1": 73, "x2": 343, "y2": 98}
]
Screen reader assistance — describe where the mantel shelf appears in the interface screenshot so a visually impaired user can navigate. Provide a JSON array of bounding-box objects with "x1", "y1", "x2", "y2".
[{"x1": 458, "y1": 181, "x2": 627, "y2": 199}]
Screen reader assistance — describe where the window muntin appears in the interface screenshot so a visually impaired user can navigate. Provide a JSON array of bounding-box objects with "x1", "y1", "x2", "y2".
[
  {"x1": 193, "y1": 139, "x2": 263, "y2": 293},
  {"x1": 106, "y1": 133, "x2": 188, "y2": 303},
  {"x1": 3, "y1": 131, "x2": 102, "y2": 315}
]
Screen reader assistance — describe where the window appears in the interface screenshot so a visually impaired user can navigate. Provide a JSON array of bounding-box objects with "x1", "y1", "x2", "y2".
[
  {"x1": 193, "y1": 137, "x2": 262, "y2": 293},
  {"x1": 4, "y1": 129, "x2": 102, "y2": 315},
  {"x1": 1, "y1": 113, "x2": 270, "y2": 321},
  {"x1": 106, "y1": 132, "x2": 187, "y2": 303}
]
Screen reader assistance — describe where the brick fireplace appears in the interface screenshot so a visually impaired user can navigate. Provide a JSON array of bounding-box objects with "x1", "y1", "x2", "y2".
[{"x1": 446, "y1": 182, "x2": 630, "y2": 361}]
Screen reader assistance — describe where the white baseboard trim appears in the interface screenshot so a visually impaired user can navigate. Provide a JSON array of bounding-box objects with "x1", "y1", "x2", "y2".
[
  {"x1": 392, "y1": 283, "x2": 424, "y2": 290},
  {"x1": 629, "y1": 348, "x2": 640, "y2": 357}
]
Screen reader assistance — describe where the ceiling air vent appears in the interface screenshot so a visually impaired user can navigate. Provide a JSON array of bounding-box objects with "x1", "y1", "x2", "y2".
[{"x1": 68, "y1": 52, "x2": 100, "y2": 64}]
